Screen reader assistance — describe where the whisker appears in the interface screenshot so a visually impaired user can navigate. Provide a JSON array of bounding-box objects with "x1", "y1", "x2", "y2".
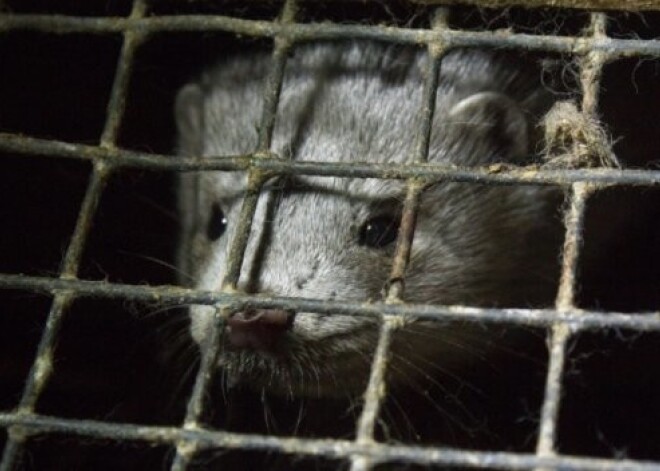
[
  {"x1": 116, "y1": 249, "x2": 195, "y2": 282},
  {"x1": 386, "y1": 356, "x2": 478, "y2": 435}
]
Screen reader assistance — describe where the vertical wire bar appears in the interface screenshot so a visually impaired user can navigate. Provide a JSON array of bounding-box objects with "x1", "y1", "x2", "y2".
[
  {"x1": 220, "y1": 174, "x2": 269, "y2": 290},
  {"x1": 535, "y1": 183, "x2": 591, "y2": 458},
  {"x1": 168, "y1": 306, "x2": 226, "y2": 471},
  {"x1": 350, "y1": 11, "x2": 447, "y2": 471},
  {"x1": 16, "y1": 168, "x2": 111, "y2": 409},
  {"x1": 100, "y1": 0, "x2": 148, "y2": 148},
  {"x1": 554, "y1": 183, "x2": 592, "y2": 313},
  {"x1": 170, "y1": 2, "x2": 297, "y2": 469},
  {"x1": 168, "y1": 177, "x2": 264, "y2": 471},
  {"x1": 580, "y1": 13, "x2": 607, "y2": 117},
  {"x1": 412, "y1": 9, "x2": 447, "y2": 166},
  {"x1": 0, "y1": 164, "x2": 112, "y2": 471},
  {"x1": 0, "y1": 2, "x2": 148, "y2": 469},
  {"x1": 535, "y1": 12, "x2": 607, "y2": 463},
  {"x1": 0, "y1": 443, "x2": 19, "y2": 471},
  {"x1": 354, "y1": 185, "x2": 424, "y2": 442},
  {"x1": 181, "y1": 316, "x2": 225, "y2": 427},
  {"x1": 349, "y1": 322, "x2": 397, "y2": 471},
  {"x1": 385, "y1": 187, "x2": 424, "y2": 302},
  {"x1": 223, "y1": 0, "x2": 297, "y2": 289},
  {"x1": 256, "y1": 0, "x2": 296, "y2": 152}
]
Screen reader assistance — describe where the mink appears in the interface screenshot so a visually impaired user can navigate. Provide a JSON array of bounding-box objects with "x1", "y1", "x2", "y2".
[{"x1": 175, "y1": 42, "x2": 561, "y2": 397}]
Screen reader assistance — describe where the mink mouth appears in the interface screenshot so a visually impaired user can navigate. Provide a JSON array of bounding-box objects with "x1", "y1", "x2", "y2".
[
  {"x1": 221, "y1": 310, "x2": 380, "y2": 349},
  {"x1": 217, "y1": 343, "x2": 375, "y2": 396},
  {"x1": 224, "y1": 308, "x2": 296, "y2": 353},
  {"x1": 214, "y1": 311, "x2": 380, "y2": 395},
  {"x1": 221, "y1": 318, "x2": 378, "y2": 354},
  {"x1": 220, "y1": 323, "x2": 376, "y2": 356}
]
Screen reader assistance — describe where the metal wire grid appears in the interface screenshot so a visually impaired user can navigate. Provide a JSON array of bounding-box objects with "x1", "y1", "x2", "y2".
[
  {"x1": 428, "y1": 0, "x2": 660, "y2": 9},
  {"x1": 1, "y1": 1, "x2": 660, "y2": 470}
]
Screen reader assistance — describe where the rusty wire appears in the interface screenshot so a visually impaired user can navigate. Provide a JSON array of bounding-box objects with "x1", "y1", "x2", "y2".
[{"x1": 1, "y1": 0, "x2": 660, "y2": 470}]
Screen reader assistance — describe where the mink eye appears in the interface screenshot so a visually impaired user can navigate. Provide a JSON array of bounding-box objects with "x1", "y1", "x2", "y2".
[
  {"x1": 207, "y1": 203, "x2": 228, "y2": 241},
  {"x1": 358, "y1": 216, "x2": 400, "y2": 248}
]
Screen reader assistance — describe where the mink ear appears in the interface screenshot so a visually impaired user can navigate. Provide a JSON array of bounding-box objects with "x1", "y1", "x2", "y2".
[
  {"x1": 175, "y1": 83, "x2": 204, "y2": 155},
  {"x1": 444, "y1": 91, "x2": 529, "y2": 165}
]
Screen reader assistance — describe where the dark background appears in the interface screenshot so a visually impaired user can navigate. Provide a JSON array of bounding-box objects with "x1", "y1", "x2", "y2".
[{"x1": 1, "y1": 1, "x2": 659, "y2": 469}]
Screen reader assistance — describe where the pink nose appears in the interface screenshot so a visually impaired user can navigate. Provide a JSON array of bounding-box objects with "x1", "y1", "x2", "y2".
[{"x1": 226, "y1": 309, "x2": 295, "y2": 352}]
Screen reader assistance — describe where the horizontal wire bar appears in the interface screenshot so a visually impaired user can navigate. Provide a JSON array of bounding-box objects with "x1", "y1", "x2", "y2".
[
  {"x1": 171, "y1": 5, "x2": 298, "y2": 469},
  {"x1": 537, "y1": 182, "x2": 593, "y2": 457},
  {"x1": 2, "y1": 5, "x2": 658, "y2": 471},
  {"x1": 0, "y1": 165, "x2": 112, "y2": 471},
  {"x1": 2, "y1": 134, "x2": 660, "y2": 186},
  {"x1": 0, "y1": 413, "x2": 659, "y2": 471},
  {"x1": 417, "y1": 0, "x2": 660, "y2": 10},
  {"x1": 169, "y1": 309, "x2": 225, "y2": 471},
  {"x1": 1, "y1": 2, "x2": 146, "y2": 466},
  {"x1": 1, "y1": 14, "x2": 660, "y2": 59},
  {"x1": 351, "y1": 28, "x2": 447, "y2": 469},
  {"x1": 2, "y1": 274, "x2": 660, "y2": 331},
  {"x1": 536, "y1": 10, "x2": 606, "y2": 457}
]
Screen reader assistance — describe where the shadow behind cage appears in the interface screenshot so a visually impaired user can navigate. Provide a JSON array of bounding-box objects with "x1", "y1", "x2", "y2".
[{"x1": 1, "y1": 0, "x2": 660, "y2": 470}]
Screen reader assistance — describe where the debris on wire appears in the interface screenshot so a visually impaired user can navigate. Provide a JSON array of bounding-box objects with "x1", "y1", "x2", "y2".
[{"x1": 540, "y1": 100, "x2": 621, "y2": 169}]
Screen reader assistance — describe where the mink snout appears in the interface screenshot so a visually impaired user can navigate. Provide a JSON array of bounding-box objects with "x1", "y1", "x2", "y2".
[{"x1": 226, "y1": 309, "x2": 295, "y2": 352}]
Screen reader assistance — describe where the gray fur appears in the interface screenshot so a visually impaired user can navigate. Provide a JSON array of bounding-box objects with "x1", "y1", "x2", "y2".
[{"x1": 176, "y1": 42, "x2": 561, "y2": 397}]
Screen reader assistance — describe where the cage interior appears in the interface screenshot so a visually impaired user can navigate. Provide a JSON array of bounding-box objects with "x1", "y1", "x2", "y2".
[{"x1": 1, "y1": 1, "x2": 660, "y2": 470}]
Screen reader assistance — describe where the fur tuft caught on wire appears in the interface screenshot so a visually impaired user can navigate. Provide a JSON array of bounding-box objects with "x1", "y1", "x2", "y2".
[{"x1": 540, "y1": 100, "x2": 620, "y2": 169}]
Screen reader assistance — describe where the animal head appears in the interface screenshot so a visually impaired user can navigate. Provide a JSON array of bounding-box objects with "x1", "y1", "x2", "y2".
[{"x1": 175, "y1": 43, "x2": 561, "y2": 396}]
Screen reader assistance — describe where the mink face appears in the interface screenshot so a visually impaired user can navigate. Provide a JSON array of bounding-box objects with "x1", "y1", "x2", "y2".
[{"x1": 176, "y1": 42, "x2": 561, "y2": 397}]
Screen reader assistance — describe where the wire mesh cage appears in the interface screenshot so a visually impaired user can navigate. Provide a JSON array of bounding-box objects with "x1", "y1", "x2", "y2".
[{"x1": 1, "y1": 0, "x2": 660, "y2": 470}]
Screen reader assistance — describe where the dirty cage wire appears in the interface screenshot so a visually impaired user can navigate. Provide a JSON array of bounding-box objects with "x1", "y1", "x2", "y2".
[{"x1": 1, "y1": 0, "x2": 660, "y2": 470}]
